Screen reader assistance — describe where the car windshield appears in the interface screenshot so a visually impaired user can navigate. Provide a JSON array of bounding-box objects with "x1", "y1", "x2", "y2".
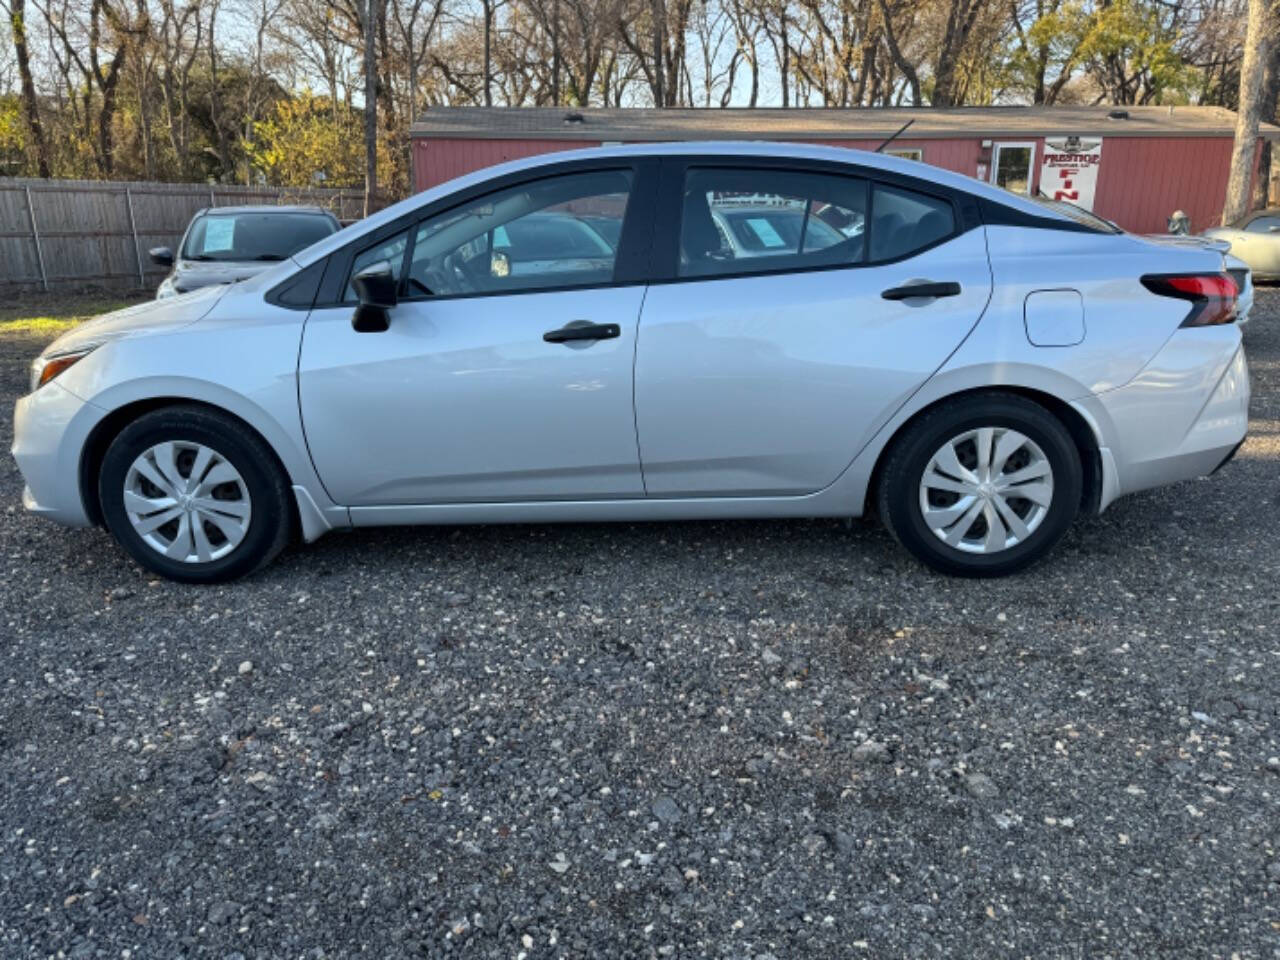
[
  {"x1": 575, "y1": 215, "x2": 622, "y2": 249},
  {"x1": 1030, "y1": 197, "x2": 1120, "y2": 234},
  {"x1": 718, "y1": 207, "x2": 846, "y2": 253},
  {"x1": 181, "y1": 212, "x2": 337, "y2": 261}
]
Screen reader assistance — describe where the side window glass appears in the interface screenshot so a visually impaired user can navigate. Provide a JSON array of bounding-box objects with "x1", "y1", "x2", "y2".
[
  {"x1": 345, "y1": 229, "x2": 409, "y2": 301},
  {"x1": 1245, "y1": 216, "x2": 1280, "y2": 233},
  {"x1": 405, "y1": 170, "x2": 632, "y2": 297},
  {"x1": 678, "y1": 168, "x2": 867, "y2": 278},
  {"x1": 868, "y1": 184, "x2": 955, "y2": 262}
]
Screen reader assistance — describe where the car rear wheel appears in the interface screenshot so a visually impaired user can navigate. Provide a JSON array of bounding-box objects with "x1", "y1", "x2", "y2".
[
  {"x1": 877, "y1": 393, "x2": 1082, "y2": 577},
  {"x1": 98, "y1": 406, "x2": 292, "y2": 583}
]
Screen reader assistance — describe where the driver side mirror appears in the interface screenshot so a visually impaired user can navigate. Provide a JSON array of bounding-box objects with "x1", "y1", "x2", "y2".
[
  {"x1": 149, "y1": 246, "x2": 174, "y2": 268},
  {"x1": 351, "y1": 260, "x2": 397, "y2": 333}
]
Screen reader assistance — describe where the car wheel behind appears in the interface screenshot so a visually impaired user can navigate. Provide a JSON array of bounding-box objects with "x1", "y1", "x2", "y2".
[{"x1": 877, "y1": 393, "x2": 1082, "y2": 577}]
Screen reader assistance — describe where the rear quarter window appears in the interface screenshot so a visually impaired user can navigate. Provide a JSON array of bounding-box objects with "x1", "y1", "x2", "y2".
[{"x1": 869, "y1": 185, "x2": 955, "y2": 262}]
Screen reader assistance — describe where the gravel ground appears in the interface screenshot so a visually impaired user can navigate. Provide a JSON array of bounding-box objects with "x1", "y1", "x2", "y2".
[{"x1": 1, "y1": 293, "x2": 1279, "y2": 959}]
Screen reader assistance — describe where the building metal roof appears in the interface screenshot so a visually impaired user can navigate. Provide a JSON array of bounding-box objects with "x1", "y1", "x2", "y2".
[{"x1": 411, "y1": 105, "x2": 1280, "y2": 141}]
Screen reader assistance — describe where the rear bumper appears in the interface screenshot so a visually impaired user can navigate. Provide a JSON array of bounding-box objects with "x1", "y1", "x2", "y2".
[{"x1": 1075, "y1": 330, "x2": 1249, "y2": 509}]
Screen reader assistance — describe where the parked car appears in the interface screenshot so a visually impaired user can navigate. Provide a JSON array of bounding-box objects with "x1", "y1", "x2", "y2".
[
  {"x1": 709, "y1": 204, "x2": 856, "y2": 260},
  {"x1": 1202, "y1": 208, "x2": 1280, "y2": 281},
  {"x1": 1226, "y1": 253, "x2": 1254, "y2": 327},
  {"x1": 14, "y1": 143, "x2": 1249, "y2": 582},
  {"x1": 150, "y1": 206, "x2": 340, "y2": 299}
]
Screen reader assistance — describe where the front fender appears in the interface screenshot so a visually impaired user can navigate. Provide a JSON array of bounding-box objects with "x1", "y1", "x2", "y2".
[{"x1": 52, "y1": 302, "x2": 349, "y2": 533}]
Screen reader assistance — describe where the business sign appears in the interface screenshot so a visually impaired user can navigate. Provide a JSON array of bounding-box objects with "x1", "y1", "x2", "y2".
[{"x1": 1040, "y1": 137, "x2": 1103, "y2": 210}]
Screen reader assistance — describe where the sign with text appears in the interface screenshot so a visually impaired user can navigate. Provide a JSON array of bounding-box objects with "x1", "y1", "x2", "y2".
[{"x1": 1040, "y1": 137, "x2": 1103, "y2": 210}]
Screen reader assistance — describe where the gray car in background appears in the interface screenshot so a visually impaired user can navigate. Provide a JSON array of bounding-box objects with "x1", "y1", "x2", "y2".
[
  {"x1": 150, "y1": 205, "x2": 340, "y2": 299},
  {"x1": 1203, "y1": 208, "x2": 1280, "y2": 281}
]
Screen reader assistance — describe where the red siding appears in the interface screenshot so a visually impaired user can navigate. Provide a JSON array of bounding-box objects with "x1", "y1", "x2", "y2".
[
  {"x1": 413, "y1": 133, "x2": 1257, "y2": 234},
  {"x1": 413, "y1": 138, "x2": 597, "y2": 193},
  {"x1": 1090, "y1": 136, "x2": 1238, "y2": 233}
]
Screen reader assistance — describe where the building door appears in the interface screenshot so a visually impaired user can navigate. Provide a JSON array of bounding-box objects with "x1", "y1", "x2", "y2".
[{"x1": 990, "y1": 142, "x2": 1037, "y2": 196}]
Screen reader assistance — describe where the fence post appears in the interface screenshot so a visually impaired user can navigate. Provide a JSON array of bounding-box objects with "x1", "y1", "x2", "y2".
[
  {"x1": 209, "y1": 188, "x2": 216, "y2": 209},
  {"x1": 124, "y1": 186, "x2": 145, "y2": 289},
  {"x1": 24, "y1": 185, "x2": 48, "y2": 292}
]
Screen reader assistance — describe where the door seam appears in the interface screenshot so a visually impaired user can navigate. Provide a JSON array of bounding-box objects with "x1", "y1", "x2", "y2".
[{"x1": 631, "y1": 284, "x2": 651, "y2": 495}]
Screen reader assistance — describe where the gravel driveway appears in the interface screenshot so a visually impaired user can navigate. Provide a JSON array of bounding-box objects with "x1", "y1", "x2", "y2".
[{"x1": 2, "y1": 293, "x2": 1279, "y2": 959}]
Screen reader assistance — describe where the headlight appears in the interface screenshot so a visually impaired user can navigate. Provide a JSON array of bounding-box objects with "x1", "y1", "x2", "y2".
[{"x1": 30, "y1": 345, "x2": 99, "y2": 394}]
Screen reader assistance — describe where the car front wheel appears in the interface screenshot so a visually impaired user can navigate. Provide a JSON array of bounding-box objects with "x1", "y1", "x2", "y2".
[
  {"x1": 877, "y1": 393, "x2": 1082, "y2": 577},
  {"x1": 98, "y1": 406, "x2": 292, "y2": 583}
]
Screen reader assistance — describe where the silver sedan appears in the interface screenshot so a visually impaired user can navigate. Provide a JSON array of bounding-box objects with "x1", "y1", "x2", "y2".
[
  {"x1": 1203, "y1": 209, "x2": 1280, "y2": 281},
  {"x1": 13, "y1": 143, "x2": 1250, "y2": 582}
]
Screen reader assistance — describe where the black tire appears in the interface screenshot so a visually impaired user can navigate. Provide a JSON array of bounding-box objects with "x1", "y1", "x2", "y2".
[
  {"x1": 98, "y1": 405, "x2": 293, "y2": 583},
  {"x1": 876, "y1": 392, "x2": 1082, "y2": 577}
]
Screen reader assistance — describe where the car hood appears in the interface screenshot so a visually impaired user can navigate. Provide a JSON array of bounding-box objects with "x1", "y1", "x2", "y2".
[
  {"x1": 41, "y1": 282, "x2": 228, "y2": 358},
  {"x1": 170, "y1": 259, "x2": 280, "y2": 291}
]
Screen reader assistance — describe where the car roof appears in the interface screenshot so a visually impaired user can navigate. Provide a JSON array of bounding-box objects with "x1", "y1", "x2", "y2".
[
  {"x1": 290, "y1": 141, "x2": 1072, "y2": 269},
  {"x1": 200, "y1": 204, "x2": 336, "y2": 216}
]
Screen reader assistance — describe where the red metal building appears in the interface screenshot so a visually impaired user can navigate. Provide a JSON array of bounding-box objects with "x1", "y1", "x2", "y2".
[{"x1": 409, "y1": 105, "x2": 1279, "y2": 234}]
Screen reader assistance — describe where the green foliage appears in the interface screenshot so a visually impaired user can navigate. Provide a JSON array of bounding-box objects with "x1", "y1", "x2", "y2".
[
  {"x1": 1001, "y1": 0, "x2": 1195, "y2": 104},
  {"x1": 248, "y1": 91, "x2": 395, "y2": 189},
  {"x1": 1075, "y1": 0, "x2": 1191, "y2": 99},
  {"x1": 248, "y1": 91, "x2": 365, "y2": 187},
  {"x1": 0, "y1": 94, "x2": 26, "y2": 174}
]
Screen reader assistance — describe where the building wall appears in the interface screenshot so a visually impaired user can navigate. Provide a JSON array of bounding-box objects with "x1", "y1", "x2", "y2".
[
  {"x1": 413, "y1": 138, "x2": 597, "y2": 193},
  {"x1": 413, "y1": 133, "x2": 1256, "y2": 235}
]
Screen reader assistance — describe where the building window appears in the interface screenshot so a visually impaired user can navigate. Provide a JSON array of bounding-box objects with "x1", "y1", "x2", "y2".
[
  {"x1": 991, "y1": 141, "x2": 1037, "y2": 195},
  {"x1": 886, "y1": 148, "x2": 923, "y2": 162}
]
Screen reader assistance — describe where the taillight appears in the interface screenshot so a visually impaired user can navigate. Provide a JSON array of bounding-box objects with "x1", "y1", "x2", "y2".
[{"x1": 1140, "y1": 273, "x2": 1238, "y2": 327}]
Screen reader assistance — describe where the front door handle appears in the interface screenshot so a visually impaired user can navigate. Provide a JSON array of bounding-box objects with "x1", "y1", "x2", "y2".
[
  {"x1": 543, "y1": 322, "x2": 621, "y2": 343},
  {"x1": 881, "y1": 281, "x2": 962, "y2": 301}
]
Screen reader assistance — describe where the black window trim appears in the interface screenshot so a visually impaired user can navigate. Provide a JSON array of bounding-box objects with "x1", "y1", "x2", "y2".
[
  {"x1": 298, "y1": 157, "x2": 659, "y2": 310},
  {"x1": 269, "y1": 150, "x2": 1106, "y2": 309},
  {"x1": 648, "y1": 155, "x2": 977, "y2": 286}
]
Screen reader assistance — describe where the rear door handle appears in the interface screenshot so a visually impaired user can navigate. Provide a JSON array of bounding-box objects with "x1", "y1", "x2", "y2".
[
  {"x1": 881, "y1": 281, "x2": 962, "y2": 301},
  {"x1": 543, "y1": 322, "x2": 621, "y2": 343}
]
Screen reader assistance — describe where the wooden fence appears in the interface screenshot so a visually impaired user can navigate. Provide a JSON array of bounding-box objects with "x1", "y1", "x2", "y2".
[{"x1": 0, "y1": 178, "x2": 369, "y2": 293}]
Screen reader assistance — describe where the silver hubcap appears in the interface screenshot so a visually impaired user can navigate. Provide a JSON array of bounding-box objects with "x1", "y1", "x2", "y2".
[
  {"x1": 123, "y1": 441, "x2": 251, "y2": 564},
  {"x1": 918, "y1": 427, "x2": 1054, "y2": 555}
]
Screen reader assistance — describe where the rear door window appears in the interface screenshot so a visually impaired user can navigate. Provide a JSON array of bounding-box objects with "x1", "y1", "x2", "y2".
[{"x1": 678, "y1": 168, "x2": 867, "y2": 278}]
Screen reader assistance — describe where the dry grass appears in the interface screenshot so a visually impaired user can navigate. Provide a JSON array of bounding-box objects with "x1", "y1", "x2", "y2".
[{"x1": 0, "y1": 293, "x2": 148, "y2": 337}]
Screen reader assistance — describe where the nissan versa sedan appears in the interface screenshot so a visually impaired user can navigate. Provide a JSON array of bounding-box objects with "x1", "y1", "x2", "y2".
[{"x1": 13, "y1": 143, "x2": 1250, "y2": 582}]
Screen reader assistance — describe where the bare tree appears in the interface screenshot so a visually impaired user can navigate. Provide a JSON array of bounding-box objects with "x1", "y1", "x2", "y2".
[
  {"x1": 1222, "y1": 0, "x2": 1273, "y2": 223},
  {"x1": 4, "y1": 0, "x2": 53, "y2": 175},
  {"x1": 360, "y1": 0, "x2": 377, "y2": 210}
]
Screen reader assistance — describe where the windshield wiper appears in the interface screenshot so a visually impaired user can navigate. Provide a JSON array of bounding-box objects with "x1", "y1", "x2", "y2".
[{"x1": 249, "y1": 254, "x2": 286, "y2": 261}]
